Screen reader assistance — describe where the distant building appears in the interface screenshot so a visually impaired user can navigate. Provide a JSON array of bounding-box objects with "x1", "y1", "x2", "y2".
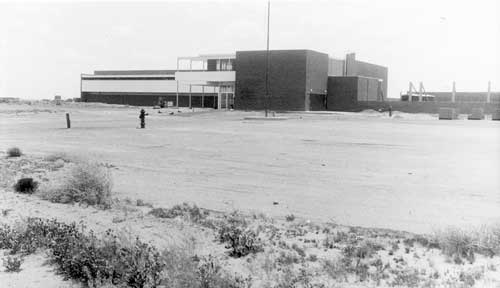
[{"x1": 81, "y1": 50, "x2": 388, "y2": 111}]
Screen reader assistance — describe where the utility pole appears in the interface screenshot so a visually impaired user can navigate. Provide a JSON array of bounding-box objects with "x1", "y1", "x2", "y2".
[{"x1": 265, "y1": 0, "x2": 270, "y2": 117}]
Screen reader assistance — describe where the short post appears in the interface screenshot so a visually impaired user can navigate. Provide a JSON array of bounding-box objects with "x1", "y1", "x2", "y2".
[
  {"x1": 408, "y1": 82, "x2": 412, "y2": 102},
  {"x1": 66, "y1": 113, "x2": 71, "y2": 128},
  {"x1": 487, "y1": 81, "x2": 491, "y2": 103},
  {"x1": 452, "y1": 81, "x2": 456, "y2": 103}
]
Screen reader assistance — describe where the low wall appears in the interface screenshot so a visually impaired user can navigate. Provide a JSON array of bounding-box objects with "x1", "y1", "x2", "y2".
[{"x1": 329, "y1": 101, "x2": 500, "y2": 114}]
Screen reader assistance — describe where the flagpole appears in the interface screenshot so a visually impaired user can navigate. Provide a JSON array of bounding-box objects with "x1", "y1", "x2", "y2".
[{"x1": 265, "y1": 0, "x2": 270, "y2": 117}]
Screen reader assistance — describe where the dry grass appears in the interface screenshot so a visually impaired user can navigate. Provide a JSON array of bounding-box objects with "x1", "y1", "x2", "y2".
[
  {"x1": 43, "y1": 152, "x2": 75, "y2": 163},
  {"x1": 433, "y1": 223, "x2": 500, "y2": 263},
  {"x1": 38, "y1": 161, "x2": 113, "y2": 208}
]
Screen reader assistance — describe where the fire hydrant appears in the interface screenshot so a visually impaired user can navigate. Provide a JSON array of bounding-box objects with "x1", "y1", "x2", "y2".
[{"x1": 139, "y1": 109, "x2": 148, "y2": 128}]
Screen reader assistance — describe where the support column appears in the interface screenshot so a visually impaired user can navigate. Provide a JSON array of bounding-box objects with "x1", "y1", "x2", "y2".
[
  {"x1": 377, "y1": 80, "x2": 382, "y2": 101},
  {"x1": 408, "y1": 82, "x2": 412, "y2": 102},
  {"x1": 419, "y1": 82, "x2": 423, "y2": 102},
  {"x1": 176, "y1": 81, "x2": 179, "y2": 108},
  {"x1": 189, "y1": 84, "x2": 192, "y2": 109},
  {"x1": 217, "y1": 86, "x2": 221, "y2": 110},
  {"x1": 452, "y1": 81, "x2": 456, "y2": 103},
  {"x1": 80, "y1": 73, "x2": 82, "y2": 99},
  {"x1": 202, "y1": 86, "x2": 205, "y2": 108},
  {"x1": 225, "y1": 90, "x2": 228, "y2": 110},
  {"x1": 487, "y1": 81, "x2": 491, "y2": 103}
]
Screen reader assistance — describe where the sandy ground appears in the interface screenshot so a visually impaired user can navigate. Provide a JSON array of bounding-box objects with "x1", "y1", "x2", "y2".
[
  {"x1": 0, "y1": 249, "x2": 81, "y2": 288},
  {"x1": 1, "y1": 134, "x2": 500, "y2": 287},
  {"x1": 1, "y1": 102, "x2": 499, "y2": 234}
]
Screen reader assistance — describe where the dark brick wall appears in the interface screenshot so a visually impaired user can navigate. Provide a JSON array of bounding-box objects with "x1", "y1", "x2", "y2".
[
  {"x1": 327, "y1": 77, "x2": 359, "y2": 109},
  {"x1": 355, "y1": 60, "x2": 388, "y2": 99},
  {"x1": 81, "y1": 92, "x2": 218, "y2": 108},
  {"x1": 235, "y1": 49, "x2": 329, "y2": 111},
  {"x1": 235, "y1": 50, "x2": 308, "y2": 111},
  {"x1": 357, "y1": 77, "x2": 381, "y2": 101}
]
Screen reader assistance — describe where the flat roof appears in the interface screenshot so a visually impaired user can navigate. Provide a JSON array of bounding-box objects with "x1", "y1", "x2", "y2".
[
  {"x1": 177, "y1": 54, "x2": 235, "y2": 61},
  {"x1": 94, "y1": 70, "x2": 177, "y2": 76}
]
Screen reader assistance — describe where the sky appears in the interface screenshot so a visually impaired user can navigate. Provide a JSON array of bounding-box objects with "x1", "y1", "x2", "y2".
[{"x1": 0, "y1": 0, "x2": 498, "y2": 99}]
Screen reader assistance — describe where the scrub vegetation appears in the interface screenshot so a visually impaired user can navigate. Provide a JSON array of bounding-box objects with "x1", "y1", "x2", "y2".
[
  {"x1": 13, "y1": 177, "x2": 38, "y2": 194},
  {"x1": 6, "y1": 147, "x2": 22, "y2": 158},
  {"x1": 1, "y1": 150, "x2": 499, "y2": 287},
  {"x1": 38, "y1": 161, "x2": 113, "y2": 208}
]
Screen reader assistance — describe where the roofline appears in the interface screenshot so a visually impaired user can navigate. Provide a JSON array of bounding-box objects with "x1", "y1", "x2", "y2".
[{"x1": 177, "y1": 54, "x2": 236, "y2": 61}]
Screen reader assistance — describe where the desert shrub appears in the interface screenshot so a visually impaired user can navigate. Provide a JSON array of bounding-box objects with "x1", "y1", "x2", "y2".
[
  {"x1": 196, "y1": 255, "x2": 252, "y2": 288},
  {"x1": 218, "y1": 221, "x2": 262, "y2": 258},
  {"x1": 324, "y1": 230, "x2": 350, "y2": 248},
  {"x1": 475, "y1": 224, "x2": 500, "y2": 257},
  {"x1": 390, "y1": 267, "x2": 422, "y2": 288},
  {"x1": 13, "y1": 177, "x2": 38, "y2": 194},
  {"x1": 39, "y1": 161, "x2": 112, "y2": 208},
  {"x1": 435, "y1": 228, "x2": 476, "y2": 263},
  {"x1": 291, "y1": 243, "x2": 306, "y2": 258},
  {"x1": 0, "y1": 217, "x2": 255, "y2": 286},
  {"x1": 307, "y1": 254, "x2": 318, "y2": 262},
  {"x1": 322, "y1": 259, "x2": 348, "y2": 281},
  {"x1": 275, "y1": 267, "x2": 314, "y2": 288},
  {"x1": 136, "y1": 199, "x2": 153, "y2": 208},
  {"x1": 285, "y1": 214, "x2": 295, "y2": 222},
  {"x1": 6, "y1": 147, "x2": 22, "y2": 157},
  {"x1": 149, "y1": 203, "x2": 209, "y2": 223},
  {"x1": 277, "y1": 251, "x2": 300, "y2": 265},
  {"x1": 336, "y1": 241, "x2": 385, "y2": 282},
  {"x1": 44, "y1": 152, "x2": 73, "y2": 163},
  {"x1": 0, "y1": 218, "x2": 165, "y2": 287},
  {"x1": 458, "y1": 267, "x2": 485, "y2": 288},
  {"x1": 3, "y1": 255, "x2": 23, "y2": 272},
  {"x1": 342, "y1": 241, "x2": 381, "y2": 261}
]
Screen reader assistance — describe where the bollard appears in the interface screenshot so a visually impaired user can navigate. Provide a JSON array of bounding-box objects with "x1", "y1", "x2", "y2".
[{"x1": 66, "y1": 113, "x2": 71, "y2": 128}]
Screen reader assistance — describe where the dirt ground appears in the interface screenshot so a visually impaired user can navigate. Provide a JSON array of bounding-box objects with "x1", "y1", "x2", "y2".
[{"x1": 1, "y1": 102, "x2": 499, "y2": 234}]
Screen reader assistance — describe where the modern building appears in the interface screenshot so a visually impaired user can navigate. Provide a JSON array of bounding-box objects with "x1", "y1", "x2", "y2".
[
  {"x1": 81, "y1": 54, "x2": 235, "y2": 109},
  {"x1": 80, "y1": 50, "x2": 388, "y2": 111}
]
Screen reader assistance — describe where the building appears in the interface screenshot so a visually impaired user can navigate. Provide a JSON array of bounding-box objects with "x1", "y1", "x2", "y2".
[
  {"x1": 81, "y1": 50, "x2": 388, "y2": 111},
  {"x1": 81, "y1": 54, "x2": 235, "y2": 109}
]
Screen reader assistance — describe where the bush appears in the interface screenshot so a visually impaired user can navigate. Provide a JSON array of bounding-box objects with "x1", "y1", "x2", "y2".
[
  {"x1": 44, "y1": 152, "x2": 73, "y2": 163},
  {"x1": 39, "y1": 162, "x2": 112, "y2": 208},
  {"x1": 13, "y1": 177, "x2": 38, "y2": 194},
  {"x1": 6, "y1": 147, "x2": 22, "y2": 157},
  {"x1": 3, "y1": 255, "x2": 23, "y2": 272},
  {"x1": 0, "y1": 218, "x2": 251, "y2": 287},
  {"x1": 435, "y1": 228, "x2": 476, "y2": 263},
  {"x1": 291, "y1": 243, "x2": 306, "y2": 258},
  {"x1": 0, "y1": 218, "x2": 164, "y2": 287},
  {"x1": 218, "y1": 222, "x2": 262, "y2": 258},
  {"x1": 285, "y1": 214, "x2": 295, "y2": 222},
  {"x1": 149, "y1": 203, "x2": 209, "y2": 223}
]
